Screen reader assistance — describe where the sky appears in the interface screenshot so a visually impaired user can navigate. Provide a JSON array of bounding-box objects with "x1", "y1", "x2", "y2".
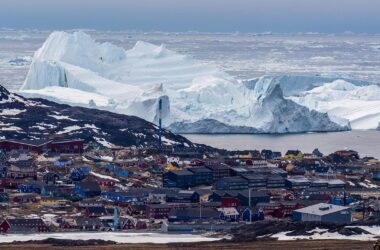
[{"x1": 0, "y1": 0, "x2": 379, "y2": 33}]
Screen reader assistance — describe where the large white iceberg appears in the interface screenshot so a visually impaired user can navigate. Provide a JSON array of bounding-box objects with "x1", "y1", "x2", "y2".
[
  {"x1": 290, "y1": 80, "x2": 380, "y2": 130},
  {"x1": 20, "y1": 31, "x2": 348, "y2": 133}
]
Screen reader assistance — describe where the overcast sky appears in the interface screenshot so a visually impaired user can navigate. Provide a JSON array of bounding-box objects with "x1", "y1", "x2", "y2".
[{"x1": 1, "y1": 0, "x2": 379, "y2": 33}]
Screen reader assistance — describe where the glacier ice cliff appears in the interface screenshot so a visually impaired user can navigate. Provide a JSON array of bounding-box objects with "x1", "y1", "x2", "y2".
[{"x1": 19, "y1": 31, "x2": 349, "y2": 133}]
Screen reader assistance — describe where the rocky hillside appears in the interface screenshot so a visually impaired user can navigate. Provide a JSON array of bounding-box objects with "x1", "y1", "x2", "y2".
[{"x1": 0, "y1": 84, "x2": 194, "y2": 148}]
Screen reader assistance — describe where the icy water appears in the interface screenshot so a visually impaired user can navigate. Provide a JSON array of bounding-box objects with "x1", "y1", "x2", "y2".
[{"x1": 183, "y1": 130, "x2": 380, "y2": 159}]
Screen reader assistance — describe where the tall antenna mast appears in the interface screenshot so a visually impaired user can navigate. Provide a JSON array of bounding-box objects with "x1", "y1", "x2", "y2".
[{"x1": 158, "y1": 98, "x2": 162, "y2": 149}]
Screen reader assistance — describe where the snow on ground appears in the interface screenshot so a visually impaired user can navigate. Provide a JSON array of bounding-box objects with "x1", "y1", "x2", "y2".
[
  {"x1": 94, "y1": 137, "x2": 116, "y2": 148},
  {"x1": 0, "y1": 126, "x2": 22, "y2": 131},
  {"x1": 0, "y1": 232, "x2": 220, "y2": 244},
  {"x1": 0, "y1": 108, "x2": 26, "y2": 115},
  {"x1": 161, "y1": 136, "x2": 180, "y2": 145},
  {"x1": 100, "y1": 155, "x2": 113, "y2": 162},
  {"x1": 348, "y1": 181, "x2": 356, "y2": 187},
  {"x1": 56, "y1": 125, "x2": 82, "y2": 134},
  {"x1": 90, "y1": 171, "x2": 120, "y2": 182},
  {"x1": 48, "y1": 114, "x2": 78, "y2": 121},
  {"x1": 271, "y1": 227, "x2": 376, "y2": 241}
]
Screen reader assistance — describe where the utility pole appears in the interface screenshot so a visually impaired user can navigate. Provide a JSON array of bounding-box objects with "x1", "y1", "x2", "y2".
[
  {"x1": 199, "y1": 198, "x2": 202, "y2": 220},
  {"x1": 249, "y1": 188, "x2": 252, "y2": 224}
]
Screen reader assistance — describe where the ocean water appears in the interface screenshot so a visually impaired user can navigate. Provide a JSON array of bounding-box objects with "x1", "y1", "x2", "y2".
[{"x1": 183, "y1": 130, "x2": 380, "y2": 159}]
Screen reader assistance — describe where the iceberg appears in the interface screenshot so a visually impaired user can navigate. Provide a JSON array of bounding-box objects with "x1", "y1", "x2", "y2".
[
  {"x1": 20, "y1": 31, "x2": 348, "y2": 133},
  {"x1": 290, "y1": 80, "x2": 380, "y2": 130}
]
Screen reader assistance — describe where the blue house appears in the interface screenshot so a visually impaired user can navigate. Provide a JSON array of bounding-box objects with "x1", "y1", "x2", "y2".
[
  {"x1": 0, "y1": 193, "x2": 8, "y2": 202},
  {"x1": 18, "y1": 183, "x2": 43, "y2": 194},
  {"x1": 102, "y1": 164, "x2": 119, "y2": 171},
  {"x1": 240, "y1": 207, "x2": 265, "y2": 222},
  {"x1": 54, "y1": 158, "x2": 72, "y2": 168},
  {"x1": 70, "y1": 168, "x2": 88, "y2": 181},
  {"x1": 74, "y1": 181, "x2": 101, "y2": 198},
  {"x1": 101, "y1": 192, "x2": 139, "y2": 202},
  {"x1": 115, "y1": 170, "x2": 129, "y2": 178},
  {"x1": 331, "y1": 196, "x2": 353, "y2": 206}
]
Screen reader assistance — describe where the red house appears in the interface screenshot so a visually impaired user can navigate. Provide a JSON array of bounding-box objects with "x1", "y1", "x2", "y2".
[
  {"x1": 97, "y1": 179, "x2": 116, "y2": 186},
  {"x1": 0, "y1": 218, "x2": 49, "y2": 233},
  {"x1": 0, "y1": 178, "x2": 19, "y2": 188},
  {"x1": 221, "y1": 197, "x2": 240, "y2": 208},
  {"x1": 0, "y1": 139, "x2": 84, "y2": 154},
  {"x1": 146, "y1": 204, "x2": 172, "y2": 219},
  {"x1": 6, "y1": 165, "x2": 37, "y2": 179}
]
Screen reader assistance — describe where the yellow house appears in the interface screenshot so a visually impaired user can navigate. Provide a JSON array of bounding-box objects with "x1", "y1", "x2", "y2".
[
  {"x1": 286, "y1": 163, "x2": 295, "y2": 172},
  {"x1": 40, "y1": 197, "x2": 67, "y2": 206},
  {"x1": 235, "y1": 152, "x2": 253, "y2": 159},
  {"x1": 284, "y1": 150, "x2": 303, "y2": 159},
  {"x1": 165, "y1": 162, "x2": 179, "y2": 171}
]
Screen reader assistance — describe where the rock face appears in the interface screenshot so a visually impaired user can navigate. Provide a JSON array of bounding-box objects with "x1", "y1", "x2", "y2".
[
  {"x1": 20, "y1": 31, "x2": 348, "y2": 134},
  {"x1": 0, "y1": 84, "x2": 194, "y2": 148}
]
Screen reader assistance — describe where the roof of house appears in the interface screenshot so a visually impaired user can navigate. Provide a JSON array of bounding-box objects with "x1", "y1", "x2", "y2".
[
  {"x1": 219, "y1": 176, "x2": 248, "y2": 184},
  {"x1": 238, "y1": 190, "x2": 269, "y2": 198},
  {"x1": 75, "y1": 217, "x2": 101, "y2": 226},
  {"x1": 187, "y1": 167, "x2": 212, "y2": 173},
  {"x1": 86, "y1": 206, "x2": 107, "y2": 214},
  {"x1": 205, "y1": 164, "x2": 230, "y2": 170},
  {"x1": 294, "y1": 203, "x2": 349, "y2": 216},
  {"x1": 78, "y1": 181, "x2": 101, "y2": 193},
  {"x1": 168, "y1": 207, "x2": 219, "y2": 218},
  {"x1": 217, "y1": 207, "x2": 239, "y2": 216},
  {"x1": 6, "y1": 218, "x2": 46, "y2": 226},
  {"x1": 169, "y1": 170, "x2": 194, "y2": 176}
]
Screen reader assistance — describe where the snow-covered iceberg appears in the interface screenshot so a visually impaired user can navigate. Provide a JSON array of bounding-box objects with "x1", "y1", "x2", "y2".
[
  {"x1": 20, "y1": 31, "x2": 348, "y2": 133},
  {"x1": 290, "y1": 80, "x2": 380, "y2": 130}
]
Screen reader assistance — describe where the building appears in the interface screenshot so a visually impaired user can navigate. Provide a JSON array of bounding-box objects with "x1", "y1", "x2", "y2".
[
  {"x1": 215, "y1": 177, "x2": 248, "y2": 190},
  {"x1": 241, "y1": 174, "x2": 266, "y2": 188},
  {"x1": 286, "y1": 177, "x2": 310, "y2": 189},
  {"x1": 266, "y1": 175, "x2": 286, "y2": 188},
  {"x1": 0, "y1": 218, "x2": 49, "y2": 233},
  {"x1": 7, "y1": 165, "x2": 37, "y2": 179},
  {"x1": 187, "y1": 167, "x2": 213, "y2": 185},
  {"x1": 168, "y1": 207, "x2": 220, "y2": 222},
  {"x1": 237, "y1": 191, "x2": 270, "y2": 206},
  {"x1": 205, "y1": 164, "x2": 230, "y2": 181},
  {"x1": 0, "y1": 139, "x2": 84, "y2": 154},
  {"x1": 146, "y1": 204, "x2": 172, "y2": 219},
  {"x1": 166, "y1": 190, "x2": 200, "y2": 203},
  {"x1": 163, "y1": 170, "x2": 195, "y2": 188},
  {"x1": 285, "y1": 150, "x2": 303, "y2": 159},
  {"x1": 229, "y1": 167, "x2": 253, "y2": 177},
  {"x1": 101, "y1": 191, "x2": 139, "y2": 203},
  {"x1": 292, "y1": 203, "x2": 352, "y2": 223},
  {"x1": 74, "y1": 181, "x2": 101, "y2": 198}
]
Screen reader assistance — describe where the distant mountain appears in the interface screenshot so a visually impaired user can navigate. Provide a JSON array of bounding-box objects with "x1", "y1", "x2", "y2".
[
  {"x1": 19, "y1": 31, "x2": 349, "y2": 134},
  {"x1": 0, "y1": 84, "x2": 194, "y2": 148}
]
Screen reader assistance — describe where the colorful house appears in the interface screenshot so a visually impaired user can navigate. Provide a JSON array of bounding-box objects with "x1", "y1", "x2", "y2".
[{"x1": 74, "y1": 181, "x2": 101, "y2": 198}]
